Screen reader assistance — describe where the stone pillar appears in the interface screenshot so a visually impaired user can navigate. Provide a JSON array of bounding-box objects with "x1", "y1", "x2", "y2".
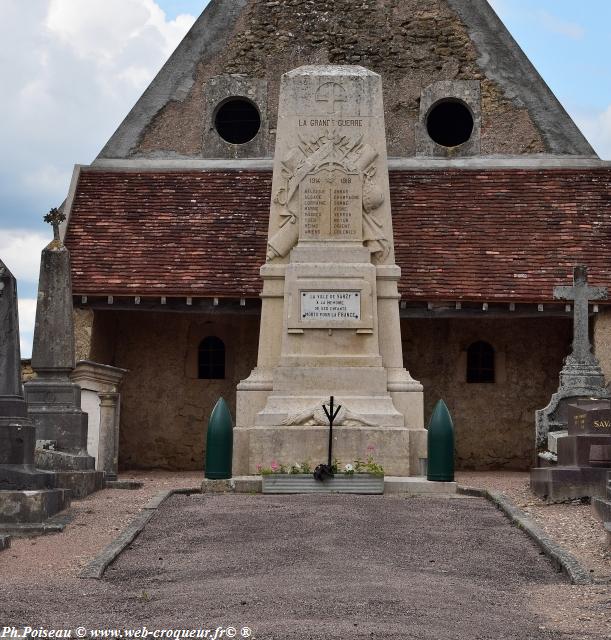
[
  {"x1": 98, "y1": 393, "x2": 120, "y2": 480},
  {"x1": 70, "y1": 361, "x2": 127, "y2": 479}
]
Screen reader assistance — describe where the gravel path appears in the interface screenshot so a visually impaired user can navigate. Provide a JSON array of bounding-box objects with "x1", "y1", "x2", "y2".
[{"x1": 0, "y1": 493, "x2": 596, "y2": 640}]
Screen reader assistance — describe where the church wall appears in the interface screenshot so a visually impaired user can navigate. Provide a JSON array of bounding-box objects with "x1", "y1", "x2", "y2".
[
  {"x1": 402, "y1": 317, "x2": 571, "y2": 470},
  {"x1": 89, "y1": 310, "x2": 259, "y2": 470},
  {"x1": 83, "y1": 309, "x2": 572, "y2": 471},
  {"x1": 135, "y1": 0, "x2": 545, "y2": 158}
]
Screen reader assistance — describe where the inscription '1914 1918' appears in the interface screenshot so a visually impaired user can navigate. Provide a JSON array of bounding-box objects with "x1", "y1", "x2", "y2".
[{"x1": 300, "y1": 169, "x2": 362, "y2": 241}]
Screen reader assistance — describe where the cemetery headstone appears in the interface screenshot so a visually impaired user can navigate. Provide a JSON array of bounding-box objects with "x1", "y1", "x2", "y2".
[
  {"x1": 24, "y1": 210, "x2": 104, "y2": 497},
  {"x1": 0, "y1": 257, "x2": 71, "y2": 532}
]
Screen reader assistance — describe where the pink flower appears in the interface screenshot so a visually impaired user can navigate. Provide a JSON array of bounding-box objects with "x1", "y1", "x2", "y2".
[
  {"x1": 256, "y1": 464, "x2": 262, "y2": 472},
  {"x1": 366, "y1": 444, "x2": 376, "y2": 453},
  {"x1": 270, "y1": 460, "x2": 280, "y2": 471}
]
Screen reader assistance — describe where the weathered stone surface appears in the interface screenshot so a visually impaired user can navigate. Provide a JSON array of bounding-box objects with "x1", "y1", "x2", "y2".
[
  {"x1": 536, "y1": 266, "x2": 609, "y2": 449},
  {"x1": 111, "y1": 0, "x2": 593, "y2": 159},
  {"x1": 0, "y1": 489, "x2": 71, "y2": 524},
  {"x1": 71, "y1": 361, "x2": 127, "y2": 480},
  {"x1": 24, "y1": 235, "x2": 100, "y2": 497},
  {"x1": 532, "y1": 398, "x2": 611, "y2": 502},
  {"x1": 0, "y1": 258, "x2": 54, "y2": 491},
  {"x1": 235, "y1": 65, "x2": 424, "y2": 476}
]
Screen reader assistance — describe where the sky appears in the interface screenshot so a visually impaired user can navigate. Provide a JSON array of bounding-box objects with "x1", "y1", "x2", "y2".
[{"x1": 0, "y1": 0, "x2": 610, "y2": 357}]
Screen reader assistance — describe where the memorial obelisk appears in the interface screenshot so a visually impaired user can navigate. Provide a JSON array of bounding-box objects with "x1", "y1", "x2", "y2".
[{"x1": 234, "y1": 66, "x2": 425, "y2": 476}]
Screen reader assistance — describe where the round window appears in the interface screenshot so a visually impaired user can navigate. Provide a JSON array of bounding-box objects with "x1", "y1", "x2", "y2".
[
  {"x1": 426, "y1": 100, "x2": 474, "y2": 148},
  {"x1": 214, "y1": 98, "x2": 261, "y2": 145}
]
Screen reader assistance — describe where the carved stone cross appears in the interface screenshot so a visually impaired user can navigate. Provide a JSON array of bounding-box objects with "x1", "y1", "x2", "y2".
[
  {"x1": 315, "y1": 81, "x2": 346, "y2": 114},
  {"x1": 43, "y1": 207, "x2": 66, "y2": 242},
  {"x1": 554, "y1": 265, "x2": 607, "y2": 364}
]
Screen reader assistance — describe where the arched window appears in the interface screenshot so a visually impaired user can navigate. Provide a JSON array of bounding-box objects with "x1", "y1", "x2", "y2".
[
  {"x1": 198, "y1": 337, "x2": 225, "y2": 380},
  {"x1": 466, "y1": 341, "x2": 495, "y2": 384}
]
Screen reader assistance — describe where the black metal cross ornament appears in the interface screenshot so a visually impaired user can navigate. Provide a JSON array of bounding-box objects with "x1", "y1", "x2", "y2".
[
  {"x1": 313, "y1": 396, "x2": 342, "y2": 482},
  {"x1": 323, "y1": 396, "x2": 342, "y2": 468}
]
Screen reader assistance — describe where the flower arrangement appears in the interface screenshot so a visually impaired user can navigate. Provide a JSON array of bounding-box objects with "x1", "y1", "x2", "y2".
[{"x1": 256, "y1": 446, "x2": 384, "y2": 478}]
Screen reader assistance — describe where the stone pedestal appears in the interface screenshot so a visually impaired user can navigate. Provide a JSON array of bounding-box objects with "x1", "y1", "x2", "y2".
[
  {"x1": 70, "y1": 361, "x2": 127, "y2": 480},
  {"x1": 531, "y1": 399, "x2": 611, "y2": 501},
  {"x1": 235, "y1": 66, "x2": 425, "y2": 476}
]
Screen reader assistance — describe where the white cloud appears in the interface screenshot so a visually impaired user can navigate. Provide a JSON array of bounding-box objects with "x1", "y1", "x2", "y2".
[
  {"x1": 537, "y1": 10, "x2": 585, "y2": 40},
  {"x1": 0, "y1": 229, "x2": 48, "y2": 284},
  {"x1": 0, "y1": 1, "x2": 197, "y2": 224},
  {"x1": 573, "y1": 105, "x2": 611, "y2": 160},
  {"x1": 18, "y1": 298, "x2": 37, "y2": 359}
]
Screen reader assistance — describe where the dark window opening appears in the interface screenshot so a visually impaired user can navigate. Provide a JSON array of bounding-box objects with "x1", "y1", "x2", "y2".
[
  {"x1": 467, "y1": 341, "x2": 495, "y2": 384},
  {"x1": 198, "y1": 336, "x2": 226, "y2": 380},
  {"x1": 214, "y1": 98, "x2": 261, "y2": 144},
  {"x1": 426, "y1": 100, "x2": 474, "y2": 148}
]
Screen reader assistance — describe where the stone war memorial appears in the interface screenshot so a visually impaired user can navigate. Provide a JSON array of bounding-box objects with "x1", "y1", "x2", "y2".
[
  {"x1": 2, "y1": 0, "x2": 611, "y2": 634},
  {"x1": 234, "y1": 66, "x2": 425, "y2": 476}
]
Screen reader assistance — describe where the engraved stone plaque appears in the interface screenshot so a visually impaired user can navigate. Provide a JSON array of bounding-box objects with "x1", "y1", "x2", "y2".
[
  {"x1": 299, "y1": 169, "x2": 362, "y2": 241},
  {"x1": 301, "y1": 291, "x2": 361, "y2": 322}
]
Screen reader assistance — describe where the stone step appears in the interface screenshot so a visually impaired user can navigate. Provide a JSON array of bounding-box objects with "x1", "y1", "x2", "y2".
[
  {"x1": 592, "y1": 496, "x2": 611, "y2": 523},
  {"x1": 35, "y1": 448, "x2": 95, "y2": 471},
  {"x1": 53, "y1": 470, "x2": 105, "y2": 499},
  {"x1": 0, "y1": 488, "x2": 71, "y2": 524}
]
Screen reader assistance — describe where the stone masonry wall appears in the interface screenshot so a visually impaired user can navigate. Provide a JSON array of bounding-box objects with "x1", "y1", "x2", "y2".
[
  {"x1": 402, "y1": 317, "x2": 571, "y2": 470},
  {"x1": 136, "y1": 0, "x2": 545, "y2": 157},
  {"x1": 90, "y1": 310, "x2": 259, "y2": 470},
  {"x1": 88, "y1": 309, "x2": 571, "y2": 471}
]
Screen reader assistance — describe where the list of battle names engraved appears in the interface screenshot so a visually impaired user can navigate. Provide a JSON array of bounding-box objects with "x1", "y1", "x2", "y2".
[{"x1": 300, "y1": 172, "x2": 362, "y2": 240}]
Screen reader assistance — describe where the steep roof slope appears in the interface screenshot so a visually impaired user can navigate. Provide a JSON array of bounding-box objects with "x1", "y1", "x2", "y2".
[{"x1": 98, "y1": 0, "x2": 594, "y2": 160}]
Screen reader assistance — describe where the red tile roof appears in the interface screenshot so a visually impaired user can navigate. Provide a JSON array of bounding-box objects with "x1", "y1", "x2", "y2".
[{"x1": 65, "y1": 168, "x2": 611, "y2": 302}]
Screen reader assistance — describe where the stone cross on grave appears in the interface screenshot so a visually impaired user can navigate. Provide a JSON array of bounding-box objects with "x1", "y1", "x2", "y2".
[
  {"x1": 554, "y1": 265, "x2": 607, "y2": 368},
  {"x1": 43, "y1": 207, "x2": 65, "y2": 243}
]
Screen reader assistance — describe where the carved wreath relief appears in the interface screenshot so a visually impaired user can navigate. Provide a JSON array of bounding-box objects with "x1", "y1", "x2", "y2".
[
  {"x1": 266, "y1": 85, "x2": 389, "y2": 263},
  {"x1": 282, "y1": 400, "x2": 376, "y2": 427}
]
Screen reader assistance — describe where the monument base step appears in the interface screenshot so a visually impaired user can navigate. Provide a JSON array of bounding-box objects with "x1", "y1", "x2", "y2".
[
  {"x1": 0, "y1": 534, "x2": 11, "y2": 551},
  {"x1": 53, "y1": 470, "x2": 105, "y2": 498},
  {"x1": 0, "y1": 516, "x2": 70, "y2": 538},
  {"x1": 0, "y1": 488, "x2": 71, "y2": 524},
  {"x1": 384, "y1": 476, "x2": 457, "y2": 495},
  {"x1": 201, "y1": 476, "x2": 457, "y2": 495},
  {"x1": 592, "y1": 497, "x2": 611, "y2": 523},
  {"x1": 0, "y1": 465, "x2": 56, "y2": 490},
  {"x1": 530, "y1": 465, "x2": 610, "y2": 502},
  {"x1": 233, "y1": 425, "x2": 427, "y2": 476},
  {"x1": 104, "y1": 479, "x2": 144, "y2": 490},
  {"x1": 35, "y1": 448, "x2": 95, "y2": 471}
]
